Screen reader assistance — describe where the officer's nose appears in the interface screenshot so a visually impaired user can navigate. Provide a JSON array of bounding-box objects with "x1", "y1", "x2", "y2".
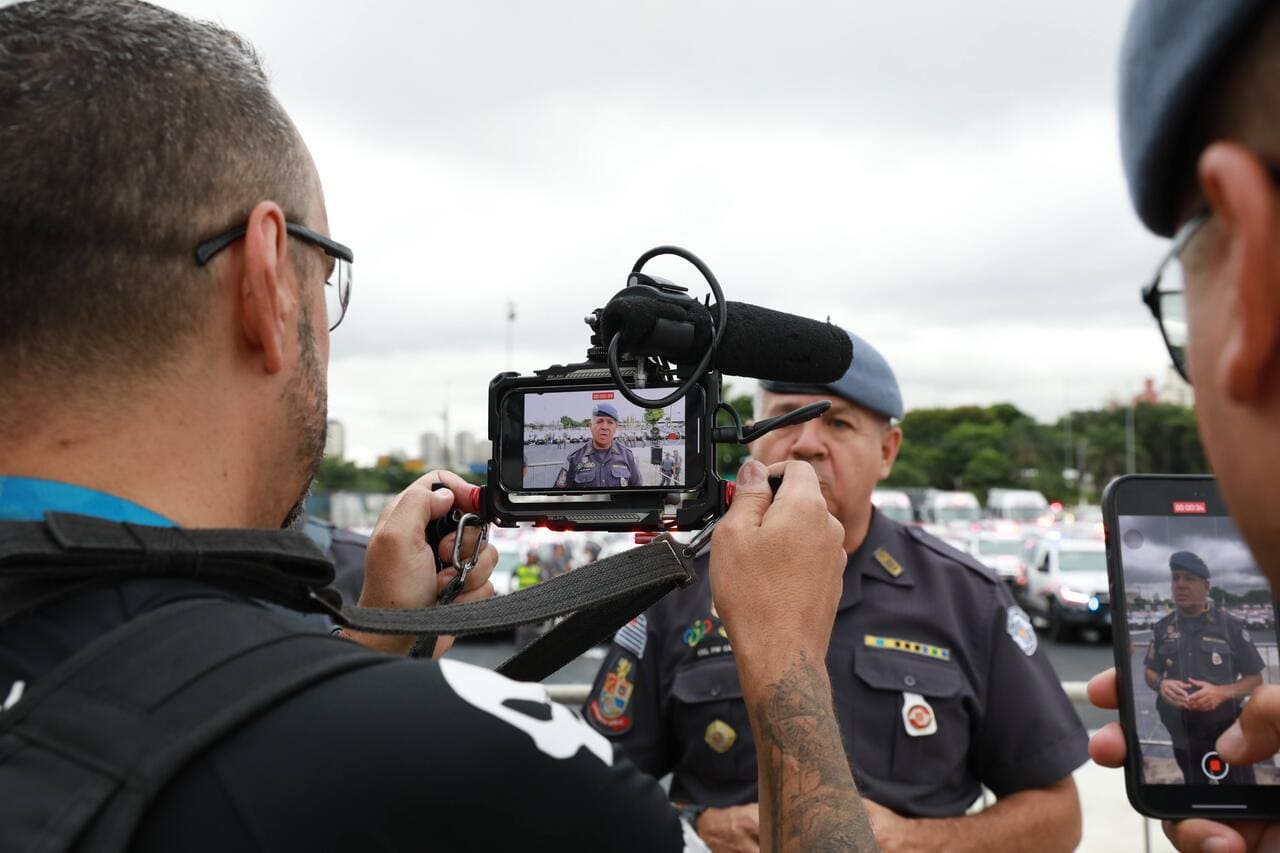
[{"x1": 788, "y1": 418, "x2": 826, "y2": 461}]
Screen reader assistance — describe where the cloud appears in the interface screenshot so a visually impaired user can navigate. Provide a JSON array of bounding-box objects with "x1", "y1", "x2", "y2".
[
  {"x1": 150, "y1": 0, "x2": 1167, "y2": 459},
  {"x1": 1119, "y1": 515, "x2": 1268, "y2": 595}
]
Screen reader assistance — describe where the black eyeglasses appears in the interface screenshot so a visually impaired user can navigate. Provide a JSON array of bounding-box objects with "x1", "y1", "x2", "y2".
[
  {"x1": 1142, "y1": 161, "x2": 1280, "y2": 384},
  {"x1": 195, "y1": 222, "x2": 354, "y2": 331}
]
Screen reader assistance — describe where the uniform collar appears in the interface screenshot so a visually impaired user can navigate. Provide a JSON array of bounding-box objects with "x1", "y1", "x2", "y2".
[
  {"x1": 837, "y1": 508, "x2": 915, "y2": 612},
  {"x1": 0, "y1": 477, "x2": 174, "y2": 526}
]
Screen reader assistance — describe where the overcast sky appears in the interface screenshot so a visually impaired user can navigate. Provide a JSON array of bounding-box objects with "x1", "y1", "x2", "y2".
[
  {"x1": 524, "y1": 389, "x2": 686, "y2": 427},
  {"x1": 151, "y1": 0, "x2": 1172, "y2": 463},
  {"x1": 1119, "y1": 515, "x2": 1268, "y2": 597}
]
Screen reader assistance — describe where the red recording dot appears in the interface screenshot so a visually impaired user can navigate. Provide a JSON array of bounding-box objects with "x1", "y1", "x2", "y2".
[{"x1": 1209, "y1": 759, "x2": 1223, "y2": 773}]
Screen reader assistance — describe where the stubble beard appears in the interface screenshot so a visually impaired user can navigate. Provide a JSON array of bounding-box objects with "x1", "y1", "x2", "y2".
[{"x1": 282, "y1": 304, "x2": 328, "y2": 529}]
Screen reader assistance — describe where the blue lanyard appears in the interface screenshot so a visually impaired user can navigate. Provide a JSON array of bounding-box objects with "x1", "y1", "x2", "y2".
[{"x1": 0, "y1": 477, "x2": 174, "y2": 526}]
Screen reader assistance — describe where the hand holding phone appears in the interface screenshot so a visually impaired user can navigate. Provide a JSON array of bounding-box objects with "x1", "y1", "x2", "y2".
[{"x1": 1102, "y1": 474, "x2": 1280, "y2": 821}]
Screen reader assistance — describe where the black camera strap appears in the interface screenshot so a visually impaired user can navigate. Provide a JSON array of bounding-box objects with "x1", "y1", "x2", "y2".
[{"x1": 0, "y1": 513, "x2": 696, "y2": 683}]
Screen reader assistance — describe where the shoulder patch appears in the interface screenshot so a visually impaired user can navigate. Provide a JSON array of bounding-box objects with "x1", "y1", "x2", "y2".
[
  {"x1": 615, "y1": 613, "x2": 648, "y2": 659},
  {"x1": 1006, "y1": 606, "x2": 1038, "y2": 656},
  {"x1": 905, "y1": 526, "x2": 998, "y2": 584},
  {"x1": 874, "y1": 547, "x2": 904, "y2": 578},
  {"x1": 587, "y1": 656, "x2": 636, "y2": 735}
]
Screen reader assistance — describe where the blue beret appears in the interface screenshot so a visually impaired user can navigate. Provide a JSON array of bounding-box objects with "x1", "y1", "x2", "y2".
[
  {"x1": 1169, "y1": 550, "x2": 1211, "y2": 580},
  {"x1": 1120, "y1": 0, "x2": 1271, "y2": 237},
  {"x1": 759, "y1": 330, "x2": 903, "y2": 420},
  {"x1": 592, "y1": 402, "x2": 619, "y2": 420}
]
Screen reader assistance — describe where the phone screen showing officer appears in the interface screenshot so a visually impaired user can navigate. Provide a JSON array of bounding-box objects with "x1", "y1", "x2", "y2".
[
  {"x1": 517, "y1": 388, "x2": 688, "y2": 491},
  {"x1": 1106, "y1": 475, "x2": 1280, "y2": 820}
]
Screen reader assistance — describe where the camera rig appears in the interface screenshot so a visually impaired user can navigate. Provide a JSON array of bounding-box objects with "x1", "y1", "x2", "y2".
[{"x1": 481, "y1": 245, "x2": 835, "y2": 533}]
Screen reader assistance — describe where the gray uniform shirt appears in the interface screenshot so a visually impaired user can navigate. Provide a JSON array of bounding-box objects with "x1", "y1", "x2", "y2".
[{"x1": 555, "y1": 441, "x2": 643, "y2": 488}]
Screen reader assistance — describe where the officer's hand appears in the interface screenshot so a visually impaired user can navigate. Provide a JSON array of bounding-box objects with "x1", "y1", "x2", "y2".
[
  {"x1": 1186, "y1": 679, "x2": 1236, "y2": 712},
  {"x1": 352, "y1": 471, "x2": 495, "y2": 656},
  {"x1": 695, "y1": 803, "x2": 759, "y2": 853},
  {"x1": 709, "y1": 459, "x2": 846, "y2": 668},
  {"x1": 1160, "y1": 678, "x2": 1193, "y2": 708}
]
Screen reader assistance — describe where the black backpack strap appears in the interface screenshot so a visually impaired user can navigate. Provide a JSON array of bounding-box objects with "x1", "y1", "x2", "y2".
[
  {"x1": 0, "y1": 598, "x2": 392, "y2": 853},
  {"x1": 0, "y1": 514, "x2": 699, "y2": 685},
  {"x1": 336, "y1": 535, "x2": 696, "y2": 681}
]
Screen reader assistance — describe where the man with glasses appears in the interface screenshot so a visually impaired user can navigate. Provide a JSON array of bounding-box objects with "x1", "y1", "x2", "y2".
[
  {"x1": 1089, "y1": 1, "x2": 1280, "y2": 850},
  {"x1": 0, "y1": 2, "x2": 874, "y2": 850}
]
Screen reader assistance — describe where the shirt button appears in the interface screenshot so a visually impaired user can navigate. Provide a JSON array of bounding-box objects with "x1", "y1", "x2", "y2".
[{"x1": 903, "y1": 674, "x2": 917, "y2": 688}]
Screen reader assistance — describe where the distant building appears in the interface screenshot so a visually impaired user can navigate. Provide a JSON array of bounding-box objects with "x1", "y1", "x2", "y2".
[
  {"x1": 453, "y1": 431, "x2": 492, "y2": 469},
  {"x1": 454, "y1": 430, "x2": 475, "y2": 471},
  {"x1": 324, "y1": 420, "x2": 345, "y2": 459},
  {"x1": 419, "y1": 432, "x2": 446, "y2": 470}
]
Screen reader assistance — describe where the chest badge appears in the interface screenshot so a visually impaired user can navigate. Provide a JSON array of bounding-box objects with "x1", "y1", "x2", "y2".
[
  {"x1": 1212, "y1": 652, "x2": 1223, "y2": 666},
  {"x1": 902, "y1": 692, "x2": 937, "y2": 737},
  {"x1": 874, "y1": 547, "x2": 904, "y2": 578},
  {"x1": 1007, "y1": 606, "x2": 1038, "y2": 657},
  {"x1": 683, "y1": 619, "x2": 713, "y2": 647},
  {"x1": 705, "y1": 719, "x2": 737, "y2": 754}
]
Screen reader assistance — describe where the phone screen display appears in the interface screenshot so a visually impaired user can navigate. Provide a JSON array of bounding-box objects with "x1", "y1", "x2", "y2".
[
  {"x1": 516, "y1": 388, "x2": 688, "y2": 491},
  {"x1": 1116, "y1": 509, "x2": 1278, "y2": 787}
]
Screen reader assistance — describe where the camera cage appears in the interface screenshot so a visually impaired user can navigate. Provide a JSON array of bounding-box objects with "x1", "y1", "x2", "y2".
[{"x1": 481, "y1": 245, "x2": 830, "y2": 533}]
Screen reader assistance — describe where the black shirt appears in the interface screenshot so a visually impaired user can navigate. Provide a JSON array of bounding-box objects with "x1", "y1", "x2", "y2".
[
  {"x1": 584, "y1": 510, "x2": 1089, "y2": 817},
  {"x1": 0, "y1": 578, "x2": 703, "y2": 851}
]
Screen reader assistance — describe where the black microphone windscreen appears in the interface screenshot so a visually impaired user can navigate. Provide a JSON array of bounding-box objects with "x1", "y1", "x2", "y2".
[{"x1": 713, "y1": 302, "x2": 851, "y2": 383}]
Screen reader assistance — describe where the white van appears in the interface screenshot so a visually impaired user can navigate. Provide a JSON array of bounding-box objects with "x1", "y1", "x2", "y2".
[
  {"x1": 985, "y1": 488, "x2": 1050, "y2": 524},
  {"x1": 920, "y1": 490, "x2": 981, "y2": 526},
  {"x1": 871, "y1": 489, "x2": 915, "y2": 524}
]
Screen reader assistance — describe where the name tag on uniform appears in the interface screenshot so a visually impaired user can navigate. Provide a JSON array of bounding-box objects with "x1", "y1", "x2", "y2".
[{"x1": 902, "y1": 692, "x2": 937, "y2": 737}]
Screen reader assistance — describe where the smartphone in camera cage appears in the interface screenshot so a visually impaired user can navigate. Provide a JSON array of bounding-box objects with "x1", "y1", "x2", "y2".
[{"x1": 1103, "y1": 474, "x2": 1280, "y2": 820}]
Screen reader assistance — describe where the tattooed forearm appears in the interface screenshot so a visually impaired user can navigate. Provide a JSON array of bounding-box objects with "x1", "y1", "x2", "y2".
[{"x1": 748, "y1": 652, "x2": 877, "y2": 852}]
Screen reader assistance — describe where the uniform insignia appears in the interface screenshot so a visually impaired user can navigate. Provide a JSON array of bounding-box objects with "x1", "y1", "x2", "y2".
[
  {"x1": 683, "y1": 619, "x2": 713, "y2": 647},
  {"x1": 704, "y1": 720, "x2": 737, "y2": 754},
  {"x1": 615, "y1": 614, "x2": 647, "y2": 660},
  {"x1": 901, "y1": 692, "x2": 937, "y2": 737},
  {"x1": 1006, "y1": 606, "x2": 1038, "y2": 656},
  {"x1": 588, "y1": 657, "x2": 635, "y2": 734},
  {"x1": 1212, "y1": 652, "x2": 1223, "y2": 666},
  {"x1": 1167, "y1": 624, "x2": 1176, "y2": 636},
  {"x1": 1243, "y1": 629, "x2": 1252, "y2": 643},
  {"x1": 874, "y1": 547, "x2": 904, "y2": 578},
  {"x1": 864, "y1": 635, "x2": 951, "y2": 661}
]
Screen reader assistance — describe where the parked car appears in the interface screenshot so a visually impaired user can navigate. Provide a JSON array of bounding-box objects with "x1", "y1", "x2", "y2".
[
  {"x1": 968, "y1": 529, "x2": 1029, "y2": 590},
  {"x1": 1019, "y1": 532, "x2": 1110, "y2": 641}
]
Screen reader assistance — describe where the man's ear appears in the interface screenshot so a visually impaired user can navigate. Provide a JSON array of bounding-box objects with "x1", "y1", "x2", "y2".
[
  {"x1": 878, "y1": 424, "x2": 903, "y2": 479},
  {"x1": 1199, "y1": 142, "x2": 1280, "y2": 403},
  {"x1": 238, "y1": 201, "x2": 293, "y2": 375}
]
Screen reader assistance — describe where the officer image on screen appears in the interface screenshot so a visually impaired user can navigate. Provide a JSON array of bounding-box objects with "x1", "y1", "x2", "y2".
[
  {"x1": 1144, "y1": 550, "x2": 1265, "y2": 784},
  {"x1": 554, "y1": 402, "x2": 643, "y2": 488}
]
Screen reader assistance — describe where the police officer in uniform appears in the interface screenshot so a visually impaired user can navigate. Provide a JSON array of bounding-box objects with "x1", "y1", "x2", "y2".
[
  {"x1": 1144, "y1": 551, "x2": 1264, "y2": 784},
  {"x1": 586, "y1": 330, "x2": 1087, "y2": 851},
  {"x1": 554, "y1": 402, "x2": 643, "y2": 488}
]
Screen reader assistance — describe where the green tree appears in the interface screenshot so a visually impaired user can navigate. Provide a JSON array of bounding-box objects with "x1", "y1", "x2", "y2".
[
  {"x1": 716, "y1": 384, "x2": 754, "y2": 478},
  {"x1": 644, "y1": 407, "x2": 665, "y2": 426},
  {"x1": 559, "y1": 415, "x2": 575, "y2": 429},
  {"x1": 962, "y1": 448, "x2": 1015, "y2": 500}
]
